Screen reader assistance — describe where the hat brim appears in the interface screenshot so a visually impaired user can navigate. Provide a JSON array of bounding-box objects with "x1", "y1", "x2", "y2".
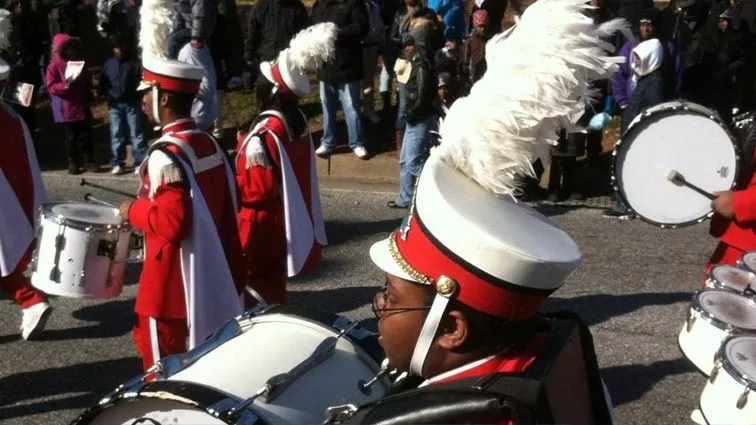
[
  {"x1": 260, "y1": 61, "x2": 275, "y2": 85},
  {"x1": 136, "y1": 81, "x2": 152, "y2": 92},
  {"x1": 369, "y1": 238, "x2": 418, "y2": 283}
]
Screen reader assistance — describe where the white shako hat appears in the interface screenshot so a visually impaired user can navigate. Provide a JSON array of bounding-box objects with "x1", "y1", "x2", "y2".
[
  {"x1": 369, "y1": 0, "x2": 627, "y2": 377},
  {"x1": 0, "y1": 9, "x2": 12, "y2": 84},
  {"x1": 137, "y1": 0, "x2": 204, "y2": 124},
  {"x1": 260, "y1": 22, "x2": 338, "y2": 97}
]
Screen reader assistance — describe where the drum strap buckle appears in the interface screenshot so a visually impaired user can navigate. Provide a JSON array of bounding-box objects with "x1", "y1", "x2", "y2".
[{"x1": 323, "y1": 404, "x2": 359, "y2": 424}]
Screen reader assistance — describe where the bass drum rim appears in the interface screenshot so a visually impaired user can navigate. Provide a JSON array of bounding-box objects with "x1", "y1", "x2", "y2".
[
  {"x1": 611, "y1": 100, "x2": 740, "y2": 229},
  {"x1": 70, "y1": 380, "x2": 259, "y2": 425}
]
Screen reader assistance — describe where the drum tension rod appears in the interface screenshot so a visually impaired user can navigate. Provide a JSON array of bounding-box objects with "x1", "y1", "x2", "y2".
[{"x1": 222, "y1": 322, "x2": 360, "y2": 421}]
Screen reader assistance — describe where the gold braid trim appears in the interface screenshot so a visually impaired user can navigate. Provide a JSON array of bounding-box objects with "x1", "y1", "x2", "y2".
[{"x1": 388, "y1": 232, "x2": 433, "y2": 285}]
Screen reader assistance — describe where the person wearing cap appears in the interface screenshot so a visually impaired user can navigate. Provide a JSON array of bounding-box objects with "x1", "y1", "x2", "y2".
[
  {"x1": 436, "y1": 71, "x2": 458, "y2": 115},
  {"x1": 388, "y1": 32, "x2": 437, "y2": 210},
  {"x1": 234, "y1": 23, "x2": 332, "y2": 307},
  {"x1": 0, "y1": 9, "x2": 52, "y2": 341},
  {"x1": 119, "y1": 0, "x2": 246, "y2": 369},
  {"x1": 359, "y1": 1, "x2": 620, "y2": 419},
  {"x1": 465, "y1": 9, "x2": 488, "y2": 84}
]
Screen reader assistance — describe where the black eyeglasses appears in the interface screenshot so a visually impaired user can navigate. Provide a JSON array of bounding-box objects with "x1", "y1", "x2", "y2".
[{"x1": 371, "y1": 287, "x2": 431, "y2": 320}]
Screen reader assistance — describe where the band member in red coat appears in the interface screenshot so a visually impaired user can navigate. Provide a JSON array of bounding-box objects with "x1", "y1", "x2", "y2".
[
  {"x1": 235, "y1": 23, "x2": 335, "y2": 306},
  {"x1": 119, "y1": 5, "x2": 245, "y2": 369},
  {"x1": 0, "y1": 10, "x2": 52, "y2": 341},
  {"x1": 705, "y1": 121, "x2": 756, "y2": 275},
  {"x1": 360, "y1": 2, "x2": 619, "y2": 421}
]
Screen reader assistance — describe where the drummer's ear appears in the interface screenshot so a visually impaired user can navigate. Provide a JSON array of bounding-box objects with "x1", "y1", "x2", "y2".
[{"x1": 436, "y1": 310, "x2": 469, "y2": 351}]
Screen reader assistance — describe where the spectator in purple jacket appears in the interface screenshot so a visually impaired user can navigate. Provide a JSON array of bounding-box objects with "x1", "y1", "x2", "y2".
[
  {"x1": 612, "y1": 8, "x2": 679, "y2": 112},
  {"x1": 46, "y1": 34, "x2": 97, "y2": 175}
]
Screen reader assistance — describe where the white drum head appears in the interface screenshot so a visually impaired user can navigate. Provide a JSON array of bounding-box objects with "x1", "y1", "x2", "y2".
[
  {"x1": 614, "y1": 102, "x2": 737, "y2": 227},
  {"x1": 48, "y1": 202, "x2": 121, "y2": 226},
  {"x1": 699, "y1": 290, "x2": 756, "y2": 330},
  {"x1": 723, "y1": 336, "x2": 756, "y2": 384},
  {"x1": 711, "y1": 266, "x2": 756, "y2": 293},
  {"x1": 742, "y1": 252, "x2": 756, "y2": 272}
]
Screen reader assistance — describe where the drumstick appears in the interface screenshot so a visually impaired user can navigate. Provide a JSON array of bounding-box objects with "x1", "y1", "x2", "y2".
[
  {"x1": 667, "y1": 170, "x2": 716, "y2": 200},
  {"x1": 80, "y1": 178, "x2": 137, "y2": 199},
  {"x1": 84, "y1": 193, "x2": 119, "y2": 208}
]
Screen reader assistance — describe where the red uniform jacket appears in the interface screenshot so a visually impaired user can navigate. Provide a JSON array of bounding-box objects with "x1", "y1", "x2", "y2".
[
  {"x1": 130, "y1": 119, "x2": 245, "y2": 319},
  {"x1": 710, "y1": 157, "x2": 756, "y2": 251},
  {"x1": 0, "y1": 107, "x2": 35, "y2": 224},
  {"x1": 235, "y1": 113, "x2": 322, "y2": 304}
]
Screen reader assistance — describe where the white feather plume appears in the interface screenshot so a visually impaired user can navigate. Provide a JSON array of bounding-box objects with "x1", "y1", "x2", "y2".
[
  {"x1": 139, "y1": 0, "x2": 174, "y2": 58},
  {"x1": 286, "y1": 22, "x2": 338, "y2": 71},
  {"x1": 434, "y1": 0, "x2": 628, "y2": 196},
  {"x1": 0, "y1": 9, "x2": 11, "y2": 52}
]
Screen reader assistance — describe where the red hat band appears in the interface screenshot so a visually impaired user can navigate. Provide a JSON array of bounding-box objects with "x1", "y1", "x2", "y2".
[
  {"x1": 392, "y1": 211, "x2": 552, "y2": 320},
  {"x1": 271, "y1": 63, "x2": 291, "y2": 96},
  {"x1": 143, "y1": 69, "x2": 201, "y2": 93}
]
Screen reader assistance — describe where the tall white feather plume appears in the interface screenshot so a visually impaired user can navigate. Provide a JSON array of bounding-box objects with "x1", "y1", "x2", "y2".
[
  {"x1": 139, "y1": 0, "x2": 174, "y2": 58},
  {"x1": 0, "y1": 9, "x2": 11, "y2": 52},
  {"x1": 434, "y1": 0, "x2": 627, "y2": 196},
  {"x1": 286, "y1": 22, "x2": 338, "y2": 71}
]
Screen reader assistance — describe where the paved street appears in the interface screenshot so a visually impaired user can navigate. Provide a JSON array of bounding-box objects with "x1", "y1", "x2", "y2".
[{"x1": 0, "y1": 171, "x2": 717, "y2": 425}]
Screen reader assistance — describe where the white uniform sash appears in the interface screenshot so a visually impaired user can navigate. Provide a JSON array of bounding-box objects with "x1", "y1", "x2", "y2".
[
  {"x1": 141, "y1": 136, "x2": 242, "y2": 349},
  {"x1": 0, "y1": 103, "x2": 47, "y2": 276},
  {"x1": 239, "y1": 111, "x2": 327, "y2": 277}
]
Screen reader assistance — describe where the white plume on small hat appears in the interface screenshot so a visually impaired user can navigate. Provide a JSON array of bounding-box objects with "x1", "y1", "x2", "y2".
[
  {"x1": 435, "y1": 0, "x2": 627, "y2": 196},
  {"x1": 138, "y1": 0, "x2": 174, "y2": 58},
  {"x1": 286, "y1": 22, "x2": 338, "y2": 71}
]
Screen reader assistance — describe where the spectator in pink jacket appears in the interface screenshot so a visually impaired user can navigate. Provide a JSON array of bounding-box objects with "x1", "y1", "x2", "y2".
[{"x1": 46, "y1": 33, "x2": 99, "y2": 174}]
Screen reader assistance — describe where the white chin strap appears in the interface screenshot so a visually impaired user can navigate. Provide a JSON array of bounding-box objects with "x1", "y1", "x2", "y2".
[
  {"x1": 409, "y1": 277, "x2": 457, "y2": 377},
  {"x1": 151, "y1": 86, "x2": 161, "y2": 128}
]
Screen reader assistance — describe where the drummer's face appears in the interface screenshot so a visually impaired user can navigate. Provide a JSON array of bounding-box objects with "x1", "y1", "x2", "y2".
[{"x1": 376, "y1": 274, "x2": 430, "y2": 372}]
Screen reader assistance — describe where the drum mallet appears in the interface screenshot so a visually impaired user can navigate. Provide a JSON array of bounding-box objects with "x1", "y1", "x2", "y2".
[
  {"x1": 667, "y1": 170, "x2": 716, "y2": 200},
  {"x1": 80, "y1": 178, "x2": 136, "y2": 199},
  {"x1": 84, "y1": 193, "x2": 119, "y2": 208}
]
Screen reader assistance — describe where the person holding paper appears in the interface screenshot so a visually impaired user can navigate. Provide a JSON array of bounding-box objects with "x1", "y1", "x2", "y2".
[{"x1": 45, "y1": 34, "x2": 98, "y2": 174}]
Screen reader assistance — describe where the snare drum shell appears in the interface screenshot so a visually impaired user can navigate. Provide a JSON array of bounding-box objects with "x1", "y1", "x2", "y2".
[
  {"x1": 31, "y1": 212, "x2": 130, "y2": 299},
  {"x1": 700, "y1": 366, "x2": 756, "y2": 425},
  {"x1": 678, "y1": 315, "x2": 729, "y2": 376}
]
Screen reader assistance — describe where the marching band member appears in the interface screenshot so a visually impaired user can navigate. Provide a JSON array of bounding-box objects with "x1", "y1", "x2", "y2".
[
  {"x1": 706, "y1": 117, "x2": 756, "y2": 275},
  {"x1": 0, "y1": 9, "x2": 52, "y2": 341},
  {"x1": 119, "y1": 0, "x2": 245, "y2": 370},
  {"x1": 234, "y1": 24, "x2": 333, "y2": 306},
  {"x1": 361, "y1": 0, "x2": 622, "y2": 421}
]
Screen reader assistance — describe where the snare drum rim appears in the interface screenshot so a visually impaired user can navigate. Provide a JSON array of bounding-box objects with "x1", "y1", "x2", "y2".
[
  {"x1": 691, "y1": 289, "x2": 756, "y2": 333},
  {"x1": 40, "y1": 201, "x2": 130, "y2": 232},
  {"x1": 611, "y1": 100, "x2": 740, "y2": 229},
  {"x1": 716, "y1": 336, "x2": 756, "y2": 389},
  {"x1": 706, "y1": 265, "x2": 756, "y2": 294},
  {"x1": 737, "y1": 252, "x2": 756, "y2": 274}
]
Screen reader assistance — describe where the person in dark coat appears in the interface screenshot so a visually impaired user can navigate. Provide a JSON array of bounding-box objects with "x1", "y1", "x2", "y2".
[
  {"x1": 622, "y1": 38, "x2": 665, "y2": 131},
  {"x1": 243, "y1": 0, "x2": 309, "y2": 114},
  {"x1": 311, "y1": 0, "x2": 370, "y2": 159},
  {"x1": 3, "y1": 0, "x2": 46, "y2": 134}
]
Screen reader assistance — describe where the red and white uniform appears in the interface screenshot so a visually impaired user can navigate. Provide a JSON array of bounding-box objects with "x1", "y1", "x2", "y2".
[
  {"x1": 235, "y1": 111, "x2": 327, "y2": 306},
  {"x1": 420, "y1": 333, "x2": 549, "y2": 387},
  {"x1": 0, "y1": 101, "x2": 47, "y2": 309},
  {"x1": 705, "y1": 153, "x2": 756, "y2": 276},
  {"x1": 130, "y1": 119, "x2": 245, "y2": 370}
]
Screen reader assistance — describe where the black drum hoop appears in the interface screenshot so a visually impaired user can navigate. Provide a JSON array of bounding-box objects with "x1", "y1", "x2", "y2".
[
  {"x1": 611, "y1": 100, "x2": 740, "y2": 229},
  {"x1": 70, "y1": 380, "x2": 263, "y2": 425}
]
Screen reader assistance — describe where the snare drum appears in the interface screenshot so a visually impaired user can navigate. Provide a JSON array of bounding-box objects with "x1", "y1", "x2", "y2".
[
  {"x1": 700, "y1": 336, "x2": 756, "y2": 424},
  {"x1": 612, "y1": 101, "x2": 738, "y2": 228},
  {"x1": 30, "y1": 202, "x2": 132, "y2": 299},
  {"x1": 73, "y1": 305, "x2": 389, "y2": 425},
  {"x1": 678, "y1": 289, "x2": 756, "y2": 375},
  {"x1": 706, "y1": 265, "x2": 756, "y2": 296}
]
